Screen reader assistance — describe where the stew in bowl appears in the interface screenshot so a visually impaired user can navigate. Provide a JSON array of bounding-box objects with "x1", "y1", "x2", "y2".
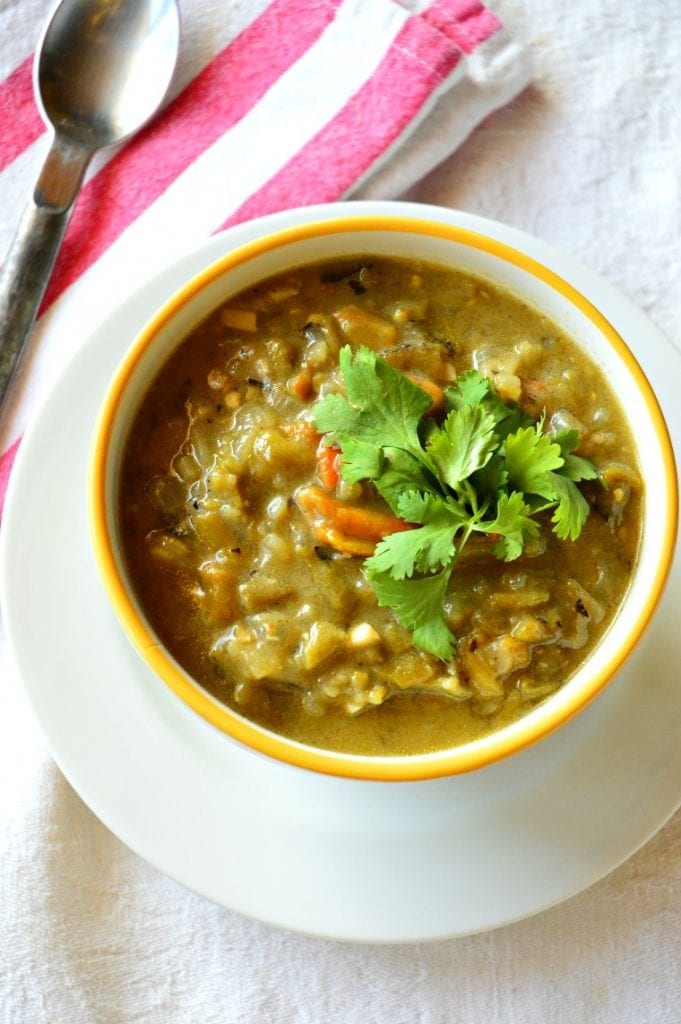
[{"x1": 89, "y1": 213, "x2": 677, "y2": 779}]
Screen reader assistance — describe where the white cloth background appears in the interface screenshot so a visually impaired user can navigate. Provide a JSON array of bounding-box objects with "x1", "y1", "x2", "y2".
[{"x1": 2, "y1": 1, "x2": 681, "y2": 1021}]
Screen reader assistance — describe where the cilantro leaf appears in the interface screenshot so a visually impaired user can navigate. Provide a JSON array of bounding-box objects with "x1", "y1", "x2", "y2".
[
  {"x1": 551, "y1": 427, "x2": 580, "y2": 456},
  {"x1": 365, "y1": 493, "x2": 467, "y2": 579},
  {"x1": 335, "y1": 437, "x2": 384, "y2": 484},
  {"x1": 396, "y1": 491, "x2": 468, "y2": 526},
  {"x1": 446, "y1": 369, "x2": 533, "y2": 440},
  {"x1": 560, "y1": 453, "x2": 598, "y2": 483},
  {"x1": 373, "y1": 448, "x2": 439, "y2": 515},
  {"x1": 493, "y1": 405, "x2": 536, "y2": 442},
  {"x1": 470, "y1": 453, "x2": 508, "y2": 496},
  {"x1": 445, "y1": 369, "x2": 491, "y2": 409},
  {"x1": 312, "y1": 346, "x2": 431, "y2": 459},
  {"x1": 541, "y1": 473, "x2": 591, "y2": 540},
  {"x1": 550, "y1": 428, "x2": 597, "y2": 480},
  {"x1": 478, "y1": 491, "x2": 540, "y2": 561},
  {"x1": 368, "y1": 567, "x2": 455, "y2": 661},
  {"x1": 365, "y1": 526, "x2": 454, "y2": 579},
  {"x1": 313, "y1": 347, "x2": 597, "y2": 661},
  {"x1": 503, "y1": 425, "x2": 564, "y2": 494},
  {"x1": 426, "y1": 405, "x2": 498, "y2": 490}
]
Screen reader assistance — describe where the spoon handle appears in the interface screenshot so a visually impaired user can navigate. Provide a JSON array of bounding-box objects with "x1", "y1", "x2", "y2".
[{"x1": 0, "y1": 135, "x2": 91, "y2": 418}]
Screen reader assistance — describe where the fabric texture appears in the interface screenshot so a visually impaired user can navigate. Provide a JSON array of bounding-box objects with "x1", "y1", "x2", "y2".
[{"x1": 2, "y1": 0, "x2": 681, "y2": 1022}]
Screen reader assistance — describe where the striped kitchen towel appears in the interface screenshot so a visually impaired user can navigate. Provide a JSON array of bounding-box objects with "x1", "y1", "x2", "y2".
[{"x1": 0, "y1": 0, "x2": 529, "y2": 512}]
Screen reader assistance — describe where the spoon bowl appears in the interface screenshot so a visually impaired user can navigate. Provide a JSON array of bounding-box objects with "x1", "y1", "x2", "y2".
[{"x1": 38, "y1": 0, "x2": 180, "y2": 146}]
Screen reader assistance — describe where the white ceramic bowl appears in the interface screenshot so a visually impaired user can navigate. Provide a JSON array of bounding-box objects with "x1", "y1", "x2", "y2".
[{"x1": 88, "y1": 205, "x2": 678, "y2": 781}]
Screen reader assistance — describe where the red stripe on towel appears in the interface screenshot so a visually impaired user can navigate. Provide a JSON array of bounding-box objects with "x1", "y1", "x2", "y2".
[
  {"x1": 0, "y1": 56, "x2": 44, "y2": 173},
  {"x1": 421, "y1": 0, "x2": 500, "y2": 54},
  {"x1": 0, "y1": 437, "x2": 21, "y2": 516},
  {"x1": 38, "y1": 0, "x2": 341, "y2": 312},
  {"x1": 222, "y1": 13, "x2": 461, "y2": 227}
]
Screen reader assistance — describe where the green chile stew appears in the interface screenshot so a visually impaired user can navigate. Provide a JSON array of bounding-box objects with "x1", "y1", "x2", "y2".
[{"x1": 119, "y1": 257, "x2": 642, "y2": 756}]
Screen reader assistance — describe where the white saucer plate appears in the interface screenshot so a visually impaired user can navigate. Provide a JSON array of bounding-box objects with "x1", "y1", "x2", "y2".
[{"x1": 2, "y1": 202, "x2": 680, "y2": 943}]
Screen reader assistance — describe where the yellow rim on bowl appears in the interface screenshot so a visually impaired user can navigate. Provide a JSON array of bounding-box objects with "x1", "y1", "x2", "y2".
[{"x1": 88, "y1": 214, "x2": 679, "y2": 781}]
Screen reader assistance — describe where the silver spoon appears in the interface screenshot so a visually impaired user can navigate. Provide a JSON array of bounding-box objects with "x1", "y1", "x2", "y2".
[{"x1": 0, "y1": 0, "x2": 180, "y2": 416}]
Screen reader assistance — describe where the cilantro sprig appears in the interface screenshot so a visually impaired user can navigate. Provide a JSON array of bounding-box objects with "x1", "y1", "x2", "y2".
[{"x1": 312, "y1": 346, "x2": 597, "y2": 661}]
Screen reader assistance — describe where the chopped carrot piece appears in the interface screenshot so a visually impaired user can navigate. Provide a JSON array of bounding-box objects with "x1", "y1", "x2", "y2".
[
  {"x1": 296, "y1": 486, "x2": 411, "y2": 544},
  {"x1": 316, "y1": 440, "x2": 340, "y2": 490},
  {"x1": 282, "y1": 425, "x2": 341, "y2": 490},
  {"x1": 405, "y1": 374, "x2": 444, "y2": 414},
  {"x1": 289, "y1": 371, "x2": 313, "y2": 400},
  {"x1": 312, "y1": 523, "x2": 376, "y2": 557}
]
